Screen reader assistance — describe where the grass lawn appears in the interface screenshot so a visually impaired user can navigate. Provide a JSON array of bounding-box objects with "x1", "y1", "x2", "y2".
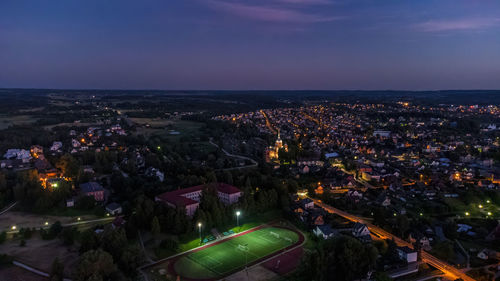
[
  {"x1": 179, "y1": 236, "x2": 203, "y2": 252},
  {"x1": 442, "y1": 198, "x2": 497, "y2": 217},
  {"x1": 226, "y1": 209, "x2": 283, "y2": 234},
  {"x1": 174, "y1": 227, "x2": 299, "y2": 279},
  {"x1": 41, "y1": 207, "x2": 99, "y2": 217},
  {"x1": 229, "y1": 222, "x2": 260, "y2": 233}
]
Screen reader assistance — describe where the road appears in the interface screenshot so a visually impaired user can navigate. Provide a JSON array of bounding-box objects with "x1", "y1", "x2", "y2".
[
  {"x1": 312, "y1": 198, "x2": 475, "y2": 281},
  {"x1": 339, "y1": 167, "x2": 375, "y2": 189},
  {"x1": 260, "y1": 110, "x2": 277, "y2": 135},
  {"x1": 0, "y1": 201, "x2": 18, "y2": 216},
  {"x1": 208, "y1": 139, "x2": 258, "y2": 171},
  {"x1": 6, "y1": 216, "x2": 116, "y2": 234}
]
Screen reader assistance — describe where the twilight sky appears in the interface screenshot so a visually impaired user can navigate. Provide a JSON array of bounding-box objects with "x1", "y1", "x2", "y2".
[{"x1": 1, "y1": 0, "x2": 500, "y2": 90}]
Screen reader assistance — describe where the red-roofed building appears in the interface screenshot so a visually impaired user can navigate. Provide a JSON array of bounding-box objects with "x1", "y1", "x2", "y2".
[{"x1": 155, "y1": 183, "x2": 242, "y2": 216}]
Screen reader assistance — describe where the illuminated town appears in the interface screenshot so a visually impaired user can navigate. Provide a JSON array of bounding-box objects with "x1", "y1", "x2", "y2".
[{"x1": 2, "y1": 0, "x2": 500, "y2": 280}]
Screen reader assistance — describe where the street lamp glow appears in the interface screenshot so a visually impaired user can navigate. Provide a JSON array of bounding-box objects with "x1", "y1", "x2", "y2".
[
  {"x1": 11, "y1": 225, "x2": 16, "y2": 230},
  {"x1": 488, "y1": 212, "x2": 492, "y2": 216},
  {"x1": 478, "y1": 204, "x2": 483, "y2": 209},
  {"x1": 198, "y1": 222, "x2": 202, "y2": 244},
  {"x1": 487, "y1": 200, "x2": 491, "y2": 204},
  {"x1": 420, "y1": 213, "x2": 423, "y2": 216},
  {"x1": 45, "y1": 221, "x2": 49, "y2": 226},
  {"x1": 465, "y1": 212, "x2": 470, "y2": 216},
  {"x1": 236, "y1": 211, "x2": 241, "y2": 230},
  {"x1": 77, "y1": 217, "x2": 81, "y2": 221}
]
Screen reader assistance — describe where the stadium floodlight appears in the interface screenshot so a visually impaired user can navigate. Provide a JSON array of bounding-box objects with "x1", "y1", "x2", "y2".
[
  {"x1": 236, "y1": 211, "x2": 241, "y2": 230},
  {"x1": 198, "y1": 222, "x2": 202, "y2": 245}
]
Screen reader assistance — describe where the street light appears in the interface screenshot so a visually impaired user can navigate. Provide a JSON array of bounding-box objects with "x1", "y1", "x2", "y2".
[
  {"x1": 45, "y1": 221, "x2": 49, "y2": 226},
  {"x1": 465, "y1": 212, "x2": 470, "y2": 216},
  {"x1": 11, "y1": 225, "x2": 16, "y2": 230},
  {"x1": 198, "y1": 222, "x2": 202, "y2": 245},
  {"x1": 236, "y1": 211, "x2": 241, "y2": 230}
]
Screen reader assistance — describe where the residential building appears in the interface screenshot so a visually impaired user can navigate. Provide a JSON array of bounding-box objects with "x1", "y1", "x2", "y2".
[{"x1": 80, "y1": 182, "x2": 105, "y2": 201}]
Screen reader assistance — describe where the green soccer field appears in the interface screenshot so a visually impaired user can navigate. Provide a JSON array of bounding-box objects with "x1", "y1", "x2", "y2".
[{"x1": 173, "y1": 227, "x2": 300, "y2": 279}]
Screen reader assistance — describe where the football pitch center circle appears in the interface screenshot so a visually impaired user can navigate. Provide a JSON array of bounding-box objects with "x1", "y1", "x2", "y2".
[{"x1": 172, "y1": 226, "x2": 303, "y2": 280}]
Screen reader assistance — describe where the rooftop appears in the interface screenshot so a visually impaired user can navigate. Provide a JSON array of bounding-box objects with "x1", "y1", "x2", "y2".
[
  {"x1": 80, "y1": 182, "x2": 104, "y2": 193},
  {"x1": 156, "y1": 182, "x2": 241, "y2": 207}
]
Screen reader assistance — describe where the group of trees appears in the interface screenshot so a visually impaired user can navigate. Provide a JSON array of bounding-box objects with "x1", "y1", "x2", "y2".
[
  {"x1": 78, "y1": 226, "x2": 144, "y2": 279},
  {"x1": 293, "y1": 235, "x2": 378, "y2": 281}
]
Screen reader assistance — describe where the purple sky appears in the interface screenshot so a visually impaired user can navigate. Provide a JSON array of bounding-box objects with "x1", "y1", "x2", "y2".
[{"x1": 1, "y1": 0, "x2": 500, "y2": 90}]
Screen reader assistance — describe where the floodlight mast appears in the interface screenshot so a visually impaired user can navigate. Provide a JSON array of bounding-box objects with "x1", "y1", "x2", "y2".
[
  {"x1": 198, "y1": 222, "x2": 202, "y2": 245},
  {"x1": 236, "y1": 211, "x2": 241, "y2": 231}
]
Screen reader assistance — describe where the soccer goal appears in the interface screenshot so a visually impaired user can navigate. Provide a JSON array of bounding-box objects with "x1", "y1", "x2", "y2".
[
  {"x1": 237, "y1": 244, "x2": 249, "y2": 252},
  {"x1": 270, "y1": 231, "x2": 280, "y2": 239}
]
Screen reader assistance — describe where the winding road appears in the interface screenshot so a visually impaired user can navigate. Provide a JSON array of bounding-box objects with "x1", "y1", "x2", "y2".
[{"x1": 209, "y1": 139, "x2": 258, "y2": 171}]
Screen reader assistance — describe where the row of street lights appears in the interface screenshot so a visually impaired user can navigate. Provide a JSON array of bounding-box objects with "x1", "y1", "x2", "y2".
[{"x1": 198, "y1": 211, "x2": 242, "y2": 245}]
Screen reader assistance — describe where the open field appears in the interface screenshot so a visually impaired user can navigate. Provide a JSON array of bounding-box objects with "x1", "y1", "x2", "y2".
[
  {"x1": 0, "y1": 115, "x2": 38, "y2": 130},
  {"x1": 132, "y1": 120, "x2": 205, "y2": 140},
  {"x1": 129, "y1": 117, "x2": 174, "y2": 127},
  {"x1": 43, "y1": 121, "x2": 101, "y2": 130},
  {"x1": 172, "y1": 226, "x2": 301, "y2": 280},
  {"x1": 1, "y1": 234, "x2": 79, "y2": 277}
]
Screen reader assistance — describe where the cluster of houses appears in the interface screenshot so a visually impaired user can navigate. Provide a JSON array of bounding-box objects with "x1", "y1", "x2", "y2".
[
  {"x1": 290, "y1": 196, "x2": 420, "y2": 277},
  {"x1": 69, "y1": 123, "x2": 127, "y2": 154},
  {"x1": 0, "y1": 143, "x2": 122, "y2": 214},
  {"x1": 216, "y1": 103, "x2": 500, "y2": 192},
  {"x1": 291, "y1": 197, "x2": 372, "y2": 242}
]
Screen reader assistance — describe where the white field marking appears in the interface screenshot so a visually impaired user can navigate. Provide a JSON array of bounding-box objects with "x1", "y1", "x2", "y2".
[
  {"x1": 258, "y1": 235, "x2": 277, "y2": 244},
  {"x1": 187, "y1": 254, "x2": 222, "y2": 276},
  {"x1": 203, "y1": 255, "x2": 223, "y2": 267},
  {"x1": 270, "y1": 231, "x2": 280, "y2": 238}
]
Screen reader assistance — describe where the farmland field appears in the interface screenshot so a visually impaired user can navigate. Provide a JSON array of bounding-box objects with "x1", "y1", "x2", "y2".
[{"x1": 0, "y1": 115, "x2": 38, "y2": 130}]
